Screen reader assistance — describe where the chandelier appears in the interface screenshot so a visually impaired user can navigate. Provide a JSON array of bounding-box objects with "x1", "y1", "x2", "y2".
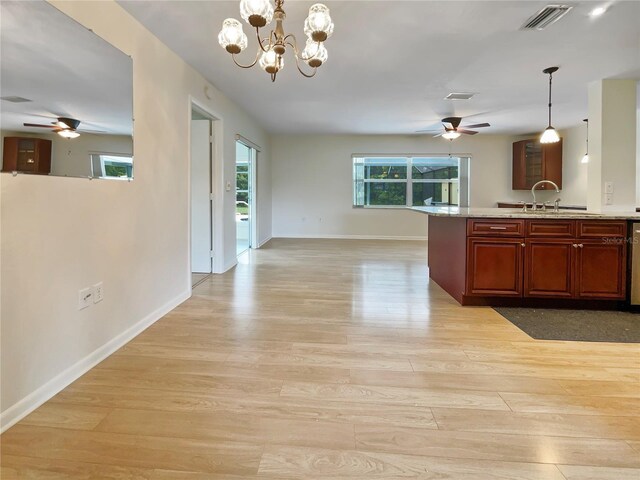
[{"x1": 217, "y1": 0, "x2": 334, "y2": 82}]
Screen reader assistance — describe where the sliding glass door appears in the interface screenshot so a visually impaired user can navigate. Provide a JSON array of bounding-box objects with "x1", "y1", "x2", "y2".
[{"x1": 236, "y1": 141, "x2": 253, "y2": 255}]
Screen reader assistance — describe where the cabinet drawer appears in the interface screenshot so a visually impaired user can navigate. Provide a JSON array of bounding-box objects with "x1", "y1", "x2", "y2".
[
  {"x1": 467, "y1": 219, "x2": 524, "y2": 237},
  {"x1": 526, "y1": 220, "x2": 575, "y2": 238},
  {"x1": 578, "y1": 221, "x2": 626, "y2": 238}
]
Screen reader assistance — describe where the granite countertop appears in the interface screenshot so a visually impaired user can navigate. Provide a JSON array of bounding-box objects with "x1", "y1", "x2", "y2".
[{"x1": 410, "y1": 206, "x2": 640, "y2": 220}]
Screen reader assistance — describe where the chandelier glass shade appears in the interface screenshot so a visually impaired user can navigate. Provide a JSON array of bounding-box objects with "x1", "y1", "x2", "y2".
[{"x1": 218, "y1": 0, "x2": 334, "y2": 82}]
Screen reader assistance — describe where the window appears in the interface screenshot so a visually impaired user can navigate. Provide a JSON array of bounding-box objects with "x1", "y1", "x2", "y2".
[
  {"x1": 353, "y1": 156, "x2": 466, "y2": 207},
  {"x1": 90, "y1": 153, "x2": 134, "y2": 179}
]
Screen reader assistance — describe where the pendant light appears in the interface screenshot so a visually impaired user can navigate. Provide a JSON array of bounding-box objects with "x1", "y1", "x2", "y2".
[
  {"x1": 540, "y1": 66, "x2": 560, "y2": 144},
  {"x1": 581, "y1": 118, "x2": 589, "y2": 164}
]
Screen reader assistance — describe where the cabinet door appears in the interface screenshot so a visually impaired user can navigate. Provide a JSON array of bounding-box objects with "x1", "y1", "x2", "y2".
[
  {"x1": 524, "y1": 239, "x2": 575, "y2": 298},
  {"x1": 513, "y1": 140, "x2": 542, "y2": 190},
  {"x1": 512, "y1": 139, "x2": 563, "y2": 190},
  {"x1": 466, "y1": 238, "x2": 523, "y2": 297},
  {"x1": 576, "y1": 240, "x2": 626, "y2": 299}
]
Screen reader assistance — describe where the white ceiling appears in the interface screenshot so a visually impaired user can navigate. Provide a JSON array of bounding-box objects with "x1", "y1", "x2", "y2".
[
  {"x1": 119, "y1": 0, "x2": 640, "y2": 135},
  {"x1": 0, "y1": 1, "x2": 133, "y2": 135}
]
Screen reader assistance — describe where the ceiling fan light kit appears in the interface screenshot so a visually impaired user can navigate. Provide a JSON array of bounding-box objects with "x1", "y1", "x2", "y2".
[
  {"x1": 23, "y1": 116, "x2": 83, "y2": 139},
  {"x1": 540, "y1": 66, "x2": 561, "y2": 144},
  {"x1": 218, "y1": 0, "x2": 334, "y2": 82},
  {"x1": 442, "y1": 131, "x2": 461, "y2": 140}
]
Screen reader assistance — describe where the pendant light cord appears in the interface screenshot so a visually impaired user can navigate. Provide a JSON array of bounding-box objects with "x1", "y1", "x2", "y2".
[{"x1": 548, "y1": 71, "x2": 553, "y2": 127}]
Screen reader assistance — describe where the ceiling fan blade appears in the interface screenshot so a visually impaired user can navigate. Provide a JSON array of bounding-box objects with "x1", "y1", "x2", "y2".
[
  {"x1": 442, "y1": 122, "x2": 454, "y2": 130},
  {"x1": 458, "y1": 129, "x2": 478, "y2": 135},
  {"x1": 23, "y1": 123, "x2": 55, "y2": 128},
  {"x1": 462, "y1": 122, "x2": 490, "y2": 129},
  {"x1": 433, "y1": 132, "x2": 444, "y2": 138}
]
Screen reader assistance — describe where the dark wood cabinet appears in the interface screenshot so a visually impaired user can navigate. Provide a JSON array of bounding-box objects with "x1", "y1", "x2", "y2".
[
  {"x1": 462, "y1": 219, "x2": 626, "y2": 302},
  {"x1": 466, "y1": 238, "x2": 524, "y2": 297},
  {"x1": 524, "y1": 239, "x2": 574, "y2": 298},
  {"x1": 576, "y1": 240, "x2": 626, "y2": 299},
  {"x1": 512, "y1": 138, "x2": 562, "y2": 190},
  {"x1": 2, "y1": 137, "x2": 52, "y2": 174}
]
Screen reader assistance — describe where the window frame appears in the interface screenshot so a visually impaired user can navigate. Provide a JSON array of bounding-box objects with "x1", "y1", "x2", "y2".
[
  {"x1": 89, "y1": 152, "x2": 134, "y2": 180},
  {"x1": 352, "y1": 154, "x2": 469, "y2": 208}
]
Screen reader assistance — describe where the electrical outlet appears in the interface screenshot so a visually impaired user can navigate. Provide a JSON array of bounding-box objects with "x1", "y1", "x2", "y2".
[
  {"x1": 93, "y1": 282, "x2": 104, "y2": 303},
  {"x1": 604, "y1": 182, "x2": 614, "y2": 194},
  {"x1": 605, "y1": 193, "x2": 613, "y2": 205},
  {"x1": 78, "y1": 287, "x2": 93, "y2": 310}
]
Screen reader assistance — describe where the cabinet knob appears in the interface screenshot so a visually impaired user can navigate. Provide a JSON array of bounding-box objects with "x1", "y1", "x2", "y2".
[
  {"x1": 578, "y1": 244, "x2": 584, "y2": 248},
  {"x1": 521, "y1": 243, "x2": 526, "y2": 247},
  {"x1": 573, "y1": 244, "x2": 578, "y2": 248}
]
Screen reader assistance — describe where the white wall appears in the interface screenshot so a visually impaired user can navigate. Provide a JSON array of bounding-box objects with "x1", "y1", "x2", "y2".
[
  {"x1": 1, "y1": 130, "x2": 132, "y2": 178},
  {"x1": 0, "y1": 0, "x2": 271, "y2": 430},
  {"x1": 271, "y1": 131, "x2": 588, "y2": 239}
]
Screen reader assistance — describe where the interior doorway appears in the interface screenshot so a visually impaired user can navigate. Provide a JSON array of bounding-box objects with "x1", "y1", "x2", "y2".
[
  {"x1": 190, "y1": 106, "x2": 215, "y2": 287},
  {"x1": 236, "y1": 140, "x2": 256, "y2": 256}
]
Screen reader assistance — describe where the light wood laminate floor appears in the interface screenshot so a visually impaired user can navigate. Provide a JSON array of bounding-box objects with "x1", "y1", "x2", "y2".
[{"x1": 2, "y1": 239, "x2": 639, "y2": 479}]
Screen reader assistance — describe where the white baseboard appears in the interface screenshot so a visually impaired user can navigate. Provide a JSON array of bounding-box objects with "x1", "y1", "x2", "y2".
[
  {"x1": 257, "y1": 236, "x2": 272, "y2": 248},
  {"x1": 0, "y1": 290, "x2": 191, "y2": 433},
  {"x1": 273, "y1": 234, "x2": 426, "y2": 241}
]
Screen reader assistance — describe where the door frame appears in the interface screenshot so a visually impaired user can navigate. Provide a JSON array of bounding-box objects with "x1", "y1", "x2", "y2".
[
  {"x1": 236, "y1": 135, "x2": 259, "y2": 251},
  {"x1": 188, "y1": 97, "x2": 224, "y2": 285}
]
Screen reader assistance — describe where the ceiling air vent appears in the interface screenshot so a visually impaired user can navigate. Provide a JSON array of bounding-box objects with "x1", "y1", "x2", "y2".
[
  {"x1": 521, "y1": 5, "x2": 573, "y2": 30},
  {"x1": 0, "y1": 96, "x2": 32, "y2": 103},
  {"x1": 445, "y1": 92, "x2": 475, "y2": 100}
]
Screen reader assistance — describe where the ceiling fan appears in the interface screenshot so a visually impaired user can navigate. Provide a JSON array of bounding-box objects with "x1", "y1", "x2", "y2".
[
  {"x1": 23, "y1": 117, "x2": 89, "y2": 138},
  {"x1": 418, "y1": 116, "x2": 490, "y2": 140}
]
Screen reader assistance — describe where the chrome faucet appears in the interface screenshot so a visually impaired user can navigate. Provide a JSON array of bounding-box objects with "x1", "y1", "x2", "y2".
[{"x1": 531, "y1": 180, "x2": 560, "y2": 211}]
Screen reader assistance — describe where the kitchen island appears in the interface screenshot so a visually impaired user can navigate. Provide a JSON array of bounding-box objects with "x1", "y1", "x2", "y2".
[{"x1": 412, "y1": 206, "x2": 640, "y2": 307}]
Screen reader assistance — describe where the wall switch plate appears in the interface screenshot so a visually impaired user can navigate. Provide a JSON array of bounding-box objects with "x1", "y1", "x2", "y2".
[
  {"x1": 93, "y1": 282, "x2": 104, "y2": 303},
  {"x1": 605, "y1": 193, "x2": 613, "y2": 205},
  {"x1": 225, "y1": 181, "x2": 231, "y2": 192},
  {"x1": 604, "y1": 182, "x2": 614, "y2": 194},
  {"x1": 78, "y1": 287, "x2": 93, "y2": 310}
]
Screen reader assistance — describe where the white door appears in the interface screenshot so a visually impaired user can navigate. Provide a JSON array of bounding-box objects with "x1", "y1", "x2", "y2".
[{"x1": 191, "y1": 119, "x2": 212, "y2": 273}]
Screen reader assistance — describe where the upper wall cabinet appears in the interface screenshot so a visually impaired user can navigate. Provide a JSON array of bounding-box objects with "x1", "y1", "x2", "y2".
[{"x1": 512, "y1": 139, "x2": 562, "y2": 190}]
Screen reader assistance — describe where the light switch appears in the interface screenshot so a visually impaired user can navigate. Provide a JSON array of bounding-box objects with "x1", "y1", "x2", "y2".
[
  {"x1": 605, "y1": 193, "x2": 613, "y2": 205},
  {"x1": 225, "y1": 181, "x2": 232, "y2": 192},
  {"x1": 78, "y1": 287, "x2": 92, "y2": 310},
  {"x1": 604, "y1": 182, "x2": 614, "y2": 194}
]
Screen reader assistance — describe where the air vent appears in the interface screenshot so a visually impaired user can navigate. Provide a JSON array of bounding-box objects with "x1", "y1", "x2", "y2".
[
  {"x1": 0, "y1": 96, "x2": 32, "y2": 103},
  {"x1": 445, "y1": 92, "x2": 475, "y2": 100},
  {"x1": 521, "y1": 5, "x2": 572, "y2": 30}
]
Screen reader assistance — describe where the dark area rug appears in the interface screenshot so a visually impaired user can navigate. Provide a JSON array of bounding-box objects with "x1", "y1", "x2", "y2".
[{"x1": 494, "y1": 308, "x2": 640, "y2": 343}]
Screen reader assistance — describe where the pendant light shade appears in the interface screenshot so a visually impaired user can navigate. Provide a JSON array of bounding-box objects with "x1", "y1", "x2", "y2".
[
  {"x1": 540, "y1": 126, "x2": 560, "y2": 144},
  {"x1": 540, "y1": 66, "x2": 561, "y2": 144}
]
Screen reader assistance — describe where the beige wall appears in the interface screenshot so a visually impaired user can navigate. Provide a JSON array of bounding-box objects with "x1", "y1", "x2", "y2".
[
  {"x1": 270, "y1": 130, "x2": 588, "y2": 239},
  {"x1": 0, "y1": 0, "x2": 271, "y2": 429}
]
